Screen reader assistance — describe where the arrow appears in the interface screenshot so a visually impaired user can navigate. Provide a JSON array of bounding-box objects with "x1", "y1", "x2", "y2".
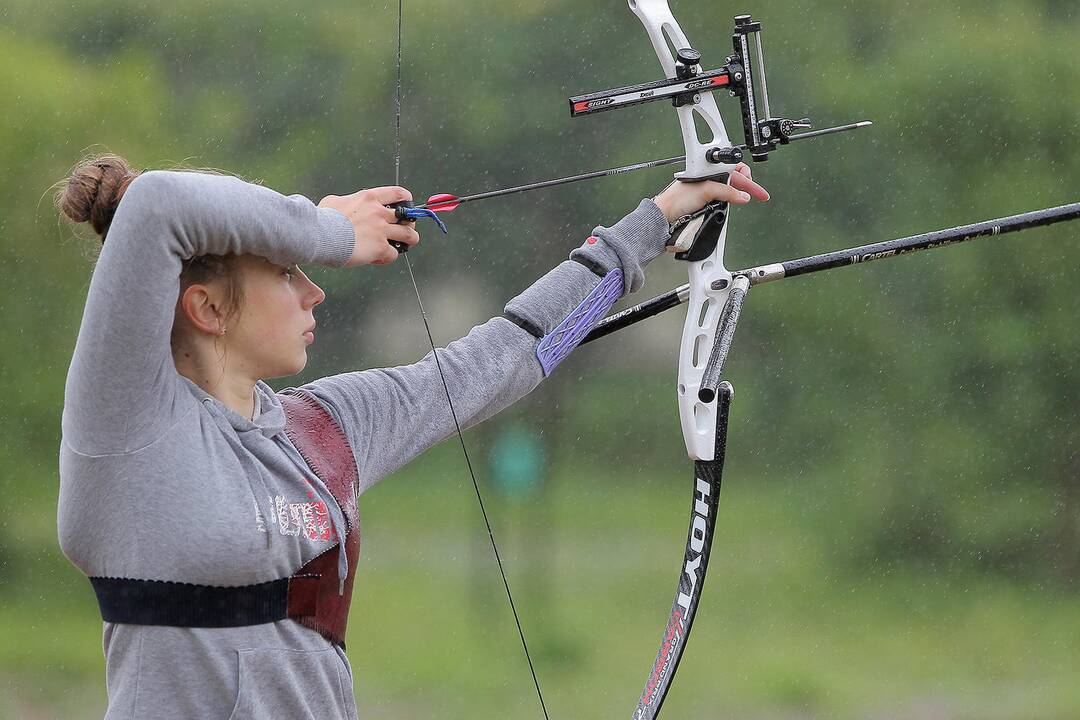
[
  {"x1": 416, "y1": 121, "x2": 871, "y2": 215},
  {"x1": 418, "y1": 155, "x2": 685, "y2": 213}
]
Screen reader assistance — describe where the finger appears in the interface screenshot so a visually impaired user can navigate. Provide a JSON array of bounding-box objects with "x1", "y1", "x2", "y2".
[
  {"x1": 377, "y1": 243, "x2": 400, "y2": 264},
  {"x1": 734, "y1": 162, "x2": 752, "y2": 180},
  {"x1": 688, "y1": 180, "x2": 750, "y2": 206},
  {"x1": 728, "y1": 170, "x2": 770, "y2": 201},
  {"x1": 386, "y1": 223, "x2": 421, "y2": 247},
  {"x1": 380, "y1": 204, "x2": 406, "y2": 223},
  {"x1": 697, "y1": 180, "x2": 752, "y2": 205},
  {"x1": 721, "y1": 186, "x2": 753, "y2": 204},
  {"x1": 370, "y1": 186, "x2": 414, "y2": 205}
]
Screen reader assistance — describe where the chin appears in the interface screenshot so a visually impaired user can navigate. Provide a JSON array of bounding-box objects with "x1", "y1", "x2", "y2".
[
  {"x1": 288, "y1": 354, "x2": 308, "y2": 376},
  {"x1": 265, "y1": 353, "x2": 308, "y2": 380}
]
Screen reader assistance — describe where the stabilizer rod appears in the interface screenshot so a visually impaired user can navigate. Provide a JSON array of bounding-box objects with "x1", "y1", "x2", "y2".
[{"x1": 582, "y1": 201, "x2": 1080, "y2": 344}]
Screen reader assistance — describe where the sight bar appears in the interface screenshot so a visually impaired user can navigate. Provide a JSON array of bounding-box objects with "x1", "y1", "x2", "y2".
[{"x1": 569, "y1": 68, "x2": 732, "y2": 117}]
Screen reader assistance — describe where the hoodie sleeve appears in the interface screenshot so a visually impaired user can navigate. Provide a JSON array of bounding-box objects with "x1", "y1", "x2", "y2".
[
  {"x1": 301, "y1": 198, "x2": 670, "y2": 492},
  {"x1": 62, "y1": 170, "x2": 355, "y2": 456}
]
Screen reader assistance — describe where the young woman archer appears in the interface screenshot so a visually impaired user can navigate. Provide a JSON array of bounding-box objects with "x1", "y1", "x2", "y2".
[{"x1": 55, "y1": 153, "x2": 768, "y2": 719}]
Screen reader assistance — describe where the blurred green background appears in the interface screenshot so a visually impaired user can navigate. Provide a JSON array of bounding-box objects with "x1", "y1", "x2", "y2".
[{"x1": 1, "y1": 0, "x2": 1078, "y2": 717}]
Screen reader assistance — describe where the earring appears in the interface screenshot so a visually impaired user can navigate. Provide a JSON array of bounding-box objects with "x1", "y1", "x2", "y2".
[{"x1": 219, "y1": 327, "x2": 227, "y2": 336}]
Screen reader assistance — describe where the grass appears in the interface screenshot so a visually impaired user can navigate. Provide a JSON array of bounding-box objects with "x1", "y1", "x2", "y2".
[{"x1": 3, "y1": 443, "x2": 1079, "y2": 719}]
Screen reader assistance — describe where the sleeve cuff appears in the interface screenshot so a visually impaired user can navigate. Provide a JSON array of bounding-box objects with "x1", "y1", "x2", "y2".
[
  {"x1": 310, "y1": 207, "x2": 356, "y2": 267},
  {"x1": 569, "y1": 198, "x2": 669, "y2": 294}
]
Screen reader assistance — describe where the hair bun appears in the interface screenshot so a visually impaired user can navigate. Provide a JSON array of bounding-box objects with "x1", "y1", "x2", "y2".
[{"x1": 56, "y1": 154, "x2": 140, "y2": 241}]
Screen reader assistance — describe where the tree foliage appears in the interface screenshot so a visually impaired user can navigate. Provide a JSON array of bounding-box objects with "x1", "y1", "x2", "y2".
[{"x1": 2, "y1": 0, "x2": 1078, "y2": 592}]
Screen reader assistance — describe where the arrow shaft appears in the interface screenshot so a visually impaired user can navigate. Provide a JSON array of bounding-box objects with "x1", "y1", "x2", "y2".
[
  {"x1": 420, "y1": 122, "x2": 871, "y2": 212},
  {"x1": 419, "y1": 155, "x2": 685, "y2": 210}
]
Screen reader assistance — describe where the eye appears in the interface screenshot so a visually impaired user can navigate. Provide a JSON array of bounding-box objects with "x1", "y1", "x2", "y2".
[{"x1": 283, "y1": 264, "x2": 298, "y2": 280}]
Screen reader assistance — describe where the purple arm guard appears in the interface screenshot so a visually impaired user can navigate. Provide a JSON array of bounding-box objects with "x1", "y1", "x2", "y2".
[{"x1": 536, "y1": 268, "x2": 624, "y2": 376}]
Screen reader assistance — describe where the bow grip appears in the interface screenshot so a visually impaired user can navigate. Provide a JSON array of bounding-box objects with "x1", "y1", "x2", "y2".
[{"x1": 664, "y1": 172, "x2": 732, "y2": 262}]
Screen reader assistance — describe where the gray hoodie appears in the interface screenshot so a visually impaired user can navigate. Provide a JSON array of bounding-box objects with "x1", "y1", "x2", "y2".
[{"x1": 57, "y1": 170, "x2": 669, "y2": 719}]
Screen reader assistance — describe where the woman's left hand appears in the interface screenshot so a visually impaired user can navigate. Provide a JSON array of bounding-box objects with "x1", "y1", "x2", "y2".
[{"x1": 652, "y1": 163, "x2": 770, "y2": 224}]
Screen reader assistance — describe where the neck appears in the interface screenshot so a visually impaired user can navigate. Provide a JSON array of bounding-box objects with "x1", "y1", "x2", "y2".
[{"x1": 174, "y1": 343, "x2": 257, "y2": 420}]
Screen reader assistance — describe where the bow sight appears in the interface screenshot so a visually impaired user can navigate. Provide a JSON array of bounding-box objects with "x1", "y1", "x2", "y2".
[
  {"x1": 570, "y1": 12, "x2": 869, "y2": 265},
  {"x1": 570, "y1": 14, "x2": 868, "y2": 170}
]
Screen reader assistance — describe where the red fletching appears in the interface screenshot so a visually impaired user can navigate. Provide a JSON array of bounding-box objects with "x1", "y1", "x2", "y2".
[{"x1": 426, "y1": 193, "x2": 460, "y2": 212}]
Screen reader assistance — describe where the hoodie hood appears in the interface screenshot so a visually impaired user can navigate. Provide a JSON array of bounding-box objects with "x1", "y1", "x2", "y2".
[{"x1": 179, "y1": 377, "x2": 287, "y2": 439}]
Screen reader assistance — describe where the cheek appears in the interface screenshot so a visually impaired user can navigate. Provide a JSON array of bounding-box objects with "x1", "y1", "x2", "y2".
[
  {"x1": 239, "y1": 287, "x2": 300, "y2": 345},
  {"x1": 240, "y1": 289, "x2": 294, "y2": 345},
  {"x1": 254, "y1": 314, "x2": 295, "y2": 346}
]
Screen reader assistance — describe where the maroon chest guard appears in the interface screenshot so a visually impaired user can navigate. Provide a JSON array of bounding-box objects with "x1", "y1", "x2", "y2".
[
  {"x1": 87, "y1": 389, "x2": 361, "y2": 649},
  {"x1": 280, "y1": 390, "x2": 361, "y2": 647}
]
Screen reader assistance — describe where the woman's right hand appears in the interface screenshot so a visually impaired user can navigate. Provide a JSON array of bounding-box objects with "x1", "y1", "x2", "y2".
[{"x1": 318, "y1": 186, "x2": 421, "y2": 267}]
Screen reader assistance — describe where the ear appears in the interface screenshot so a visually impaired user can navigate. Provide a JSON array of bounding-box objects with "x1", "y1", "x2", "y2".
[{"x1": 179, "y1": 283, "x2": 229, "y2": 335}]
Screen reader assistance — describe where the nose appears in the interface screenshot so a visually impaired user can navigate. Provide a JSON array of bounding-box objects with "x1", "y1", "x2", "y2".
[{"x1": 299, "y1": 268, "x2": 326, "y2": 308}]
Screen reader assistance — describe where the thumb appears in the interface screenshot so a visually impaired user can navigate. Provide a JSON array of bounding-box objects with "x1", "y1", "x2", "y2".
[{"x1": 368, "y1": 186, "x2": 413, "y2": 205}]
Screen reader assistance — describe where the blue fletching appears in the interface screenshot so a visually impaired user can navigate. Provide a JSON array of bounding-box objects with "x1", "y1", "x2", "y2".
[{"x1": 400, "y1": 206, "x2": 448, "y2": 234}]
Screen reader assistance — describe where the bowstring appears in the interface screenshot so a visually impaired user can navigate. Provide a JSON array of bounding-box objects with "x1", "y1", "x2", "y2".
[{"x1": 393, "y1": 3, "x2": 550, "y2": 718}]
